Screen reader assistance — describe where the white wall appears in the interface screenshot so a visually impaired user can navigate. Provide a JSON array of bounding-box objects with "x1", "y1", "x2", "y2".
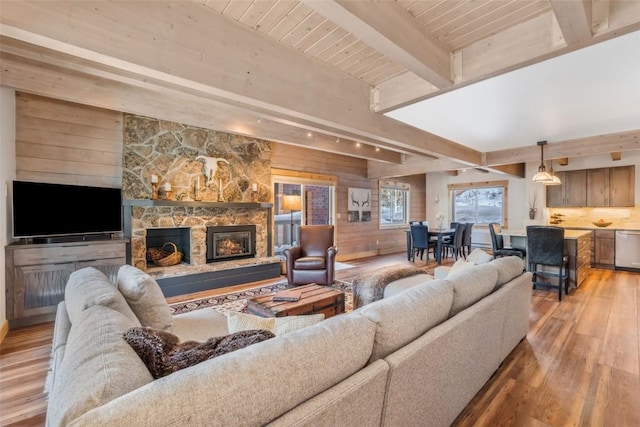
[
  {"x1": 425, "y1": 168, "x2": 527, "y2": 248},
  {"x1": 0, "y1": 86, "x2": 16, "y2": 326}
]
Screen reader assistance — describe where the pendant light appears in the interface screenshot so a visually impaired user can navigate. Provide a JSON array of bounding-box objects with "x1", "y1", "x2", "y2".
[
  {"x1": 547, "y1": 159, "x2": 562, "y2": 186},
  {"x1": 532, "y1": 140, "x2": 555, "y2": 184}
]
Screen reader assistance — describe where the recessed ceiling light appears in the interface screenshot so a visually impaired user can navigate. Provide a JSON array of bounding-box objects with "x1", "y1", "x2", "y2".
[
  {"x1": 256, "y1": 119, "x2": 262, "y2": 124},
  {"x1": 355, "y1": 142, "x2": 361, "y2": 148},
  {"x1": 336, "y1": 138, "x2": 340, "y2": 143},
  {"x1": 307, "y1": 132, "x2": 312, "y2": 138},
  {"x1": 375, "y1": 147, "x2": 380, "y2": 152}
]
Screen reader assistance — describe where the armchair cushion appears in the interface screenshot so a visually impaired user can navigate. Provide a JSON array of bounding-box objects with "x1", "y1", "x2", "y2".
[{"x1": 294, "y1": 256, "x2": 327, "y2": 270}]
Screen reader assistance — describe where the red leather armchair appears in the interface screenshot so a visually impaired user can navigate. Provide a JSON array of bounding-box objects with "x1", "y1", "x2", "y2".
[{"x1": 284, "y1": 225, "x2": 338, "y2": 286}]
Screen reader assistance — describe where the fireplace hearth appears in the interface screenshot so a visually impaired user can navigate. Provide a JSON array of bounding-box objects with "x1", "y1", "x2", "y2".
[{"x1": 207, "y1": 225, "x2": 256, "y2": 263}]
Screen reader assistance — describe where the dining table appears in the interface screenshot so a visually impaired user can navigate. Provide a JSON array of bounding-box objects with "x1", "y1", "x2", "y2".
[{"x1": 405, "y1": 227, "x2": 456, "y2": 265}]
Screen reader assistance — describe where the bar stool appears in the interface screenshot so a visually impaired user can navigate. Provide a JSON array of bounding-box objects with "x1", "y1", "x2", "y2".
[{"x1": 526, "y1": 225, "x2": 569, "y2": 301}]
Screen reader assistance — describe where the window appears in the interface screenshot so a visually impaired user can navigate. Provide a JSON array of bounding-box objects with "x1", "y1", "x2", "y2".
[
  {"x1": 379, "y1": 182, "x2": 410, "y2": 228},
  {"x1": 449, "y1": 180, "x2": 508, "y2": 226}
]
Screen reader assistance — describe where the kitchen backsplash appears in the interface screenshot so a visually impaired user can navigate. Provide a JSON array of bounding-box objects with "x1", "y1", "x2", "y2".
[{"x1": 547, "y1": 207, "x2": 640, "y2": 230}]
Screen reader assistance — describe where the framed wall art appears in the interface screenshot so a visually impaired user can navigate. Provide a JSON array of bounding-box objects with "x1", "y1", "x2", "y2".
[{"x1": 347, "y1": 187, "x2": 371, "y2": 222}]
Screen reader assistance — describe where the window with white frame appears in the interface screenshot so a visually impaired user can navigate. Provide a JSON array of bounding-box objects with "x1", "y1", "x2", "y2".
[
  {"x1": 449, "y1": 180, "x2": 508, "y2": 227},
  {"x1": 379, "y1": 182, "x2": 410, "y2": 228}
]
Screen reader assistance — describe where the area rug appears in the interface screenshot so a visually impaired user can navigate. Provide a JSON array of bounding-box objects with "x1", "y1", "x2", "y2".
[{"x1": 169, "y1": 280, "x2": 353, "y2": 316}]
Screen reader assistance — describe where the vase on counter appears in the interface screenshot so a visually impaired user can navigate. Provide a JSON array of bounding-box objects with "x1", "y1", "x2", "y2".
[{"x1": 529, "y1": 208, "x2": 536, "y2": 220}]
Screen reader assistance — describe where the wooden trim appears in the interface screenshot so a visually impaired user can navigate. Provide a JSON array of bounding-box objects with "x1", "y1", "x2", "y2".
[
  {"x1": 448, "y1": 180, "x2": 509, "y2": 190},
  {"x1": 448, "y1": 180, "x2": 510, "y2": 228},
  {"x1": 0, "y1": 320, "x2": 9, "y2": 344},
  {"x1": 271, "y1": 169, "x2": 338, "y2": 184}
]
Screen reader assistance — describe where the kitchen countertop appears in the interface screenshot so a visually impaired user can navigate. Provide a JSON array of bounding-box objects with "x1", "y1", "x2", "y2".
[{"x1": 500, "y1": 229, "x2": 592, "y2": 239}]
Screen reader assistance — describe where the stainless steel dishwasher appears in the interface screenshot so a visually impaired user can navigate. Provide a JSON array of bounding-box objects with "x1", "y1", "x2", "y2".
[{"x1": 615, "y1": 230, "x2": 640, "y2": 271}]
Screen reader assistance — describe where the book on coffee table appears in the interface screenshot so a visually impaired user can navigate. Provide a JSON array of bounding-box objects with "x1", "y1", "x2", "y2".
[{"x1": 272, "y1": 288, "x2": 302, "y2": 302}]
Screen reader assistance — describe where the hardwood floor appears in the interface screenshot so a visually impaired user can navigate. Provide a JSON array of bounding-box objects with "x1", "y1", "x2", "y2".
[{"x1": 1, "y1": 253, "x2": 639, "y2": 426}]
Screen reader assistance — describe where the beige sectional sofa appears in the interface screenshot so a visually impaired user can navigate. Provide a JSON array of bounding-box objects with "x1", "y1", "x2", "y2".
[{"x1": 46, "y1": 256, "x2": 532, "y2": 427}]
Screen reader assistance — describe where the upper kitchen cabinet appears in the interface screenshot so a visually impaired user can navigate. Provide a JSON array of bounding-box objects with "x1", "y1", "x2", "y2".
[
  {"x1": 546, "y1": 170, "x2": 587, "y2": 207},
  {"x1": 586, "y1": 165, "x2": 635, "y2": 207}
]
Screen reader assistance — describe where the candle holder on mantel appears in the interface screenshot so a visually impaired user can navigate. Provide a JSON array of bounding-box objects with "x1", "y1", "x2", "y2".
[{"x1": 151, "y1": 174, "x2": 159, "y2": 200}]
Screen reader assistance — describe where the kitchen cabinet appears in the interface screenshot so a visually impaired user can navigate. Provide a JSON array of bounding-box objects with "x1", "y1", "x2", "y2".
[
  {"x1": 546, "y1": 170, "x2": 587, "y2": 207},
  {"x1": 567, "y1": 231, "x2": 592, "y2": 288},
  {"x1": 587, "y1": 166, "x2": 635, "y2": 207},
  {"x1": 5, "y1": 239, "x2": 126, "y2": 328},
  {"x1": 592, "y1": 229, "x2": 615, "y2": 269}
]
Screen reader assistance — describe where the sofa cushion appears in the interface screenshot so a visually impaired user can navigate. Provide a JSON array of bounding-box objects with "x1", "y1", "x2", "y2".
[
  {"x1": 466, "y1": 248, "x2": 493, "y2": 264},
  {"x1": 47, "y1": 305, "x2": 152, "y2": 426},
  {"x1": 64, "y1": 267, "x2": 137, "y2": 325},
  {"x1": 360, "y1": 279, "x2": 454, "y2": 362},
  {"x1": 448, "y1": 259, "x2": 476, "y2": 275},
  {"x1": 227, "y1": 311, "x2": 325, "y2": 335},
  {"x1": 294, "y1": 256, "x2": 326, "y2": 270},
  {"x1": 172, "y1": 309, "x2": 230, "y2": 342},
  {"x1": 383, "y1": 273, "x2": 433, "y2": 298},
  {"x1": 123, "y1": 326, "x2": 275, "y2": 379},
  {"x1": 117, "y1": 265, "x2": 173, "y2": 332},
  {"x1": 491, "y1": 256, "x2": 525, "y2": 289},
  {"x1": 446, "y1": 263, "x2": 499, "y2": 317}
]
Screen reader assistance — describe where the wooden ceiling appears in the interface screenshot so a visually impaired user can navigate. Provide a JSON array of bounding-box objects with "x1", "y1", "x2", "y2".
[{"x1": 1, "y1": 1, "x2": 639, "y2": 174}]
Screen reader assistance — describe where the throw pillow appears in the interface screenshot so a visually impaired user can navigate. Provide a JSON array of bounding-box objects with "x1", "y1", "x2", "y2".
[
  {"x1": 448, "y1": 259, "x2": 476, "y2": 275},
  {"x1": 227, "y1": 311, "x2": 325, "y2": 335},
  {"x1": 117, "y1": 265, "x2": 173, "y2": 332},
  {"x1": 123, "y1": 327, "x2": 275, "y2": 379},
  {"x1": 466, "y1": 248, "x2": 493, "y2": 265}
]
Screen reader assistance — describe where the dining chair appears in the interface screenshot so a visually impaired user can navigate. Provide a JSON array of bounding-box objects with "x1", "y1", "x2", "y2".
[
  {"x1": 462, "y1": 223, "x2": 474, "y2": 258},
  {"x1": 526, "y1": 225, "x2": 569, "y2": 301},
  {"x1": 410, "y1": 223, "x2": 436, "y2": 262},
  {"x1": 441, "y1": 222, "x2": 466, "y2": 260},
  {"x1": 489, "y1": 223, "x2": 526, "y2": 259}
]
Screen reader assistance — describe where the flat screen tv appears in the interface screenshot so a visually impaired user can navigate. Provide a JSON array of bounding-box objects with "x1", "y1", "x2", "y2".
[{"x1": 12, "y1": 180, "x2": 123, "y2": 240}]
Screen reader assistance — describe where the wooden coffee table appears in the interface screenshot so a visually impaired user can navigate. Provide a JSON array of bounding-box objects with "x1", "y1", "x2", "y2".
[{"x1": 246, "y1": 283, "x2": 345, "y2": 319}]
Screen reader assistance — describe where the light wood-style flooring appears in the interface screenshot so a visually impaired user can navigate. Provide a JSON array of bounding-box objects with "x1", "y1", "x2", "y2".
[{"x1": 1, "y1": 252, "x2": 639, "y2": 426}]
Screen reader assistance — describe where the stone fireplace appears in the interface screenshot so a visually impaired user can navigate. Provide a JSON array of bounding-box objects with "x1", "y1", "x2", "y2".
[
  {"x1": 207, "y1": 225, "x2": 256, "y2": 262},
  {"x1": 121, "y1": 114, "x2": 275, "y2": 273}
]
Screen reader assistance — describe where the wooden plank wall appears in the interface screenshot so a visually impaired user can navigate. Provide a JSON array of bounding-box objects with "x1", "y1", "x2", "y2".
[
  {"x1": 14, "y1": 93, "x2": 421, "y2": 260},
  {"x1": 15, "y1": 93, "x2": 123, "y2": 188},
  {"x1": 272, "y1": 144, "x2": 425, "y2": 260}
]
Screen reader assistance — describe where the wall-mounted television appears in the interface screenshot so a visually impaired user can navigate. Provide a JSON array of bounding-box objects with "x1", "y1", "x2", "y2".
[{"x1": 12, "y1": 180, "x2": 123, "y2": 240}]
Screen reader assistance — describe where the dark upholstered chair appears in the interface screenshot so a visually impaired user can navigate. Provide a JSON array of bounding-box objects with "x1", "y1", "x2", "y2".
[
  {"x1": 489, "y1": 223, "x2": 526, "y2": 259},
  {"x1": 410, "y1": 223, "x2": 436, "y2": 262},
  {"x1": 284, "y1": 225, "x2": 338, "y2": 286},
  {"x1": 527, "y1": 226, "x2": 569, "y2": 301},
  {"x1": 462, "y1": 223, "x2": 474, "y2": 258},
  {"x1": 442, "y1": 222, "x2": 466, "y2": 260}
]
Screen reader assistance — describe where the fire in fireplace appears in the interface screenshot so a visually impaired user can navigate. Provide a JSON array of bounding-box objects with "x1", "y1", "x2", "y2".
[{"x1": 207, "y1": 225, "x2": 256, "y2": 262}]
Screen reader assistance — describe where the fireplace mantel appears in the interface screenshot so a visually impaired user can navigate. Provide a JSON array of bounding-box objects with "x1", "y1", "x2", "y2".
[{"x1": 123, "y1": 199, "x2": 273, "y2": 209}]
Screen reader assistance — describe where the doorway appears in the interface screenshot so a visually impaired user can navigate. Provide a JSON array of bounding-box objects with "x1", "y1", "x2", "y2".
[{"x1": 273, "y1": 174, "x2": 336, "y2": 256}]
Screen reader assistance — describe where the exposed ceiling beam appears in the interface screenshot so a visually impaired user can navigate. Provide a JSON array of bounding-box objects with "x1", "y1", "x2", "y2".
[
  {"x1": 610, "y1": 151, "x2": 622, "y2": 161},
  {"x1": 374, "y1": 11, "x2": 640, "y2": 113},
  {"x1": 485, "y1": 130, "x2": 640, "y2": 166},
  {"x1": 303, "y1": 0, "x2": 452, "y2": 89},
  {"x1": 0, "y1": 2, "x2": 482, "y2": 165},
  {"x1": 549, "y1": 0, "x2": 592, "y2": 45},
  {"x1": 0, "y1": 52, "x2": 404, "y2": 164}
]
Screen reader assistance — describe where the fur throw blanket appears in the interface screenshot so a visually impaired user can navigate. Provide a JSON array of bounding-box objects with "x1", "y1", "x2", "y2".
[
  {"x1": 124, "y1": 327, "x2": 275, "y2": 379},
  {"x1": 352, "y1": 264, "x2": 427, "y2": 308}
]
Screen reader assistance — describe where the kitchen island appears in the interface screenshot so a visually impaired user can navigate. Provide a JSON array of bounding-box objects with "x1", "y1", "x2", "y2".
[{"x1": 500, "y1": 228, "x2": 592, "y2": 289}]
